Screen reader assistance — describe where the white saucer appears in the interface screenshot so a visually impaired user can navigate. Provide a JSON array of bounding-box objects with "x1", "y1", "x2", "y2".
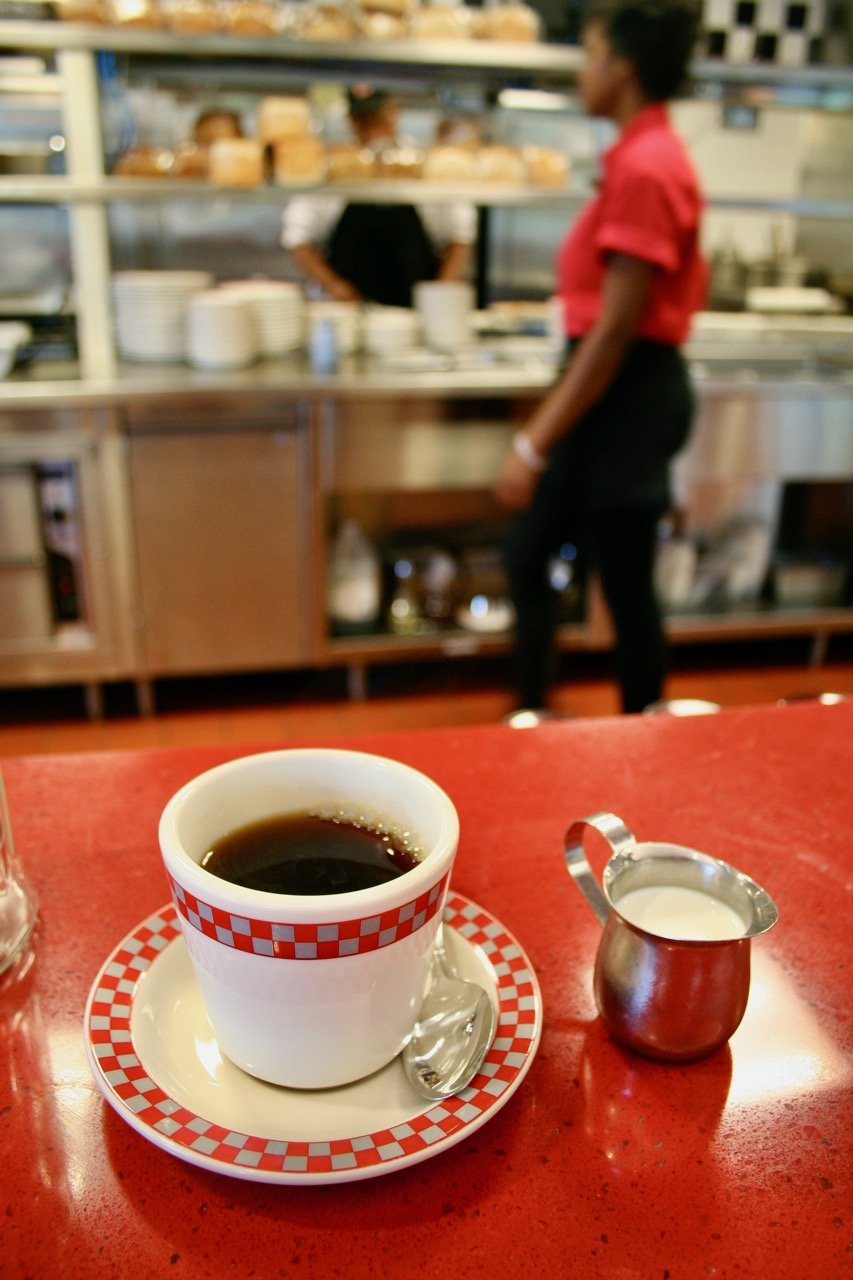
[{"x1": 84, "y1": 892, "x2": 542, "y2": 1184}]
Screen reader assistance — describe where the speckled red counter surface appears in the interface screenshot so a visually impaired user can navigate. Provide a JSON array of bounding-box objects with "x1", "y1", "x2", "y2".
[{"x1": 2, "y1": 702, "x2": 850, "y2": 1280}]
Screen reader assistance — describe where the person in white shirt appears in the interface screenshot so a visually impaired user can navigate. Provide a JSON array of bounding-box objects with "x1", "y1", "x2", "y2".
[{"x1": 281, "y1": 86, "x2": 476, "y2": 307}]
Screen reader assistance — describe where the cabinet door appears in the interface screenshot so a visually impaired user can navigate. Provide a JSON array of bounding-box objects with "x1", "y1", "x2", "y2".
[{"x1": 129, "y1": 429, "x2": 311, "y2": 675}]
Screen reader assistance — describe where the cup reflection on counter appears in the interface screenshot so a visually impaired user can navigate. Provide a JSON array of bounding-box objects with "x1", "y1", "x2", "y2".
[{"x1": 0, "y1": 768, "x2": 38, "y2": 977}]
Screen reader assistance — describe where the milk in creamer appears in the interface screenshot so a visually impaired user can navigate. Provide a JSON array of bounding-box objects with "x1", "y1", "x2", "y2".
[{"x1": 615, "y1": 885, "x2": 748, "y2": 941}]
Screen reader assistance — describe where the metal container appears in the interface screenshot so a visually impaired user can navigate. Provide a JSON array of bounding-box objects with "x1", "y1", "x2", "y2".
[{"x1": 564, "y1": 812, "x2": 778, "y2": 1062}]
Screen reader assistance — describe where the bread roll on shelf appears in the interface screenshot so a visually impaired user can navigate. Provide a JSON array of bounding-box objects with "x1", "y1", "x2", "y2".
[
  {"x1": 423, "y1": 144, "x2": 477, "y2": 182},
  {"x1": 208, "y1": 137, "x2": 264, "y2": 187},
  {"x1": 113, "y1": 145, "x2": 175, "y2": 177},
  {"x1": 326, "y1": 144, "x2": 378, "y2": 182},
  {"x1": 109, "y1": 0, "x2": 162, "y2": 27},
  {"x1": 220, "y1": 0, "x2": 279, "y2": 32},
  {"x1": 521, "y1": 145, "x2": 570, "y2": 187},
  {"x1": 474, "y1": 144, "x2": 526, "y2": 184},
  {"x1": 356, "y1": 0, "x2": 414, "y2": 17},
  {"x1": 356, "y1": 10, "x2": 409, "y2": 38},
  {"x1": 54, "y1": 0, "x2": 110, "y2": 20},
  {"x1": 411, "y1": 5, "x2": 474, "y2": 39},
  {"x1": 377, "y1": 145, "x2": 425, "y2": 180},
  {"x1": 257, "y1": 96, "x2": 312, "y2": 146},
  {"x1": 164, "y1": 0, "x2": 220, "y2": 33},
  {"x1": 298, "y1": 4, "x2": 358, "y2": 39},
  {"x1": 476, "y1": 3, "x2": 541, "y2": 42},
  {"x1": 170, "y1": 142, "x2": 210, "y2": 178},
  {"x1": 273, "y1": 135, "x2": 328, "y2": 186}
]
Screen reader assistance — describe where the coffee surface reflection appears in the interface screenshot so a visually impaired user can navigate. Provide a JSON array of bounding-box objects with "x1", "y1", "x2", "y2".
[{"x1": 201, "y1": 811, "x2": 422, "y2": 895}]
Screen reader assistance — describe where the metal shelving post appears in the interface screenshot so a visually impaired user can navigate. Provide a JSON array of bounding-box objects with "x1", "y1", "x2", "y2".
[{"x1": 57, "y1": 46, "x2": 115, "y2": 379}]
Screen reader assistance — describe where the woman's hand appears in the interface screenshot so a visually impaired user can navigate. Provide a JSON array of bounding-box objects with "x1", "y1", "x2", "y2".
[
  {"x1": 327, "y1": 276, "x2": 362, "y2": 303},
  {"x1": 494, "y1": 442, "x2": 542, "y2": 510}
]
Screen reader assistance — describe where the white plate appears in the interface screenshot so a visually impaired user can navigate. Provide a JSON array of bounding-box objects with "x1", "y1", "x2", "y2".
[
  {"x1": 84, "y1": 892, "x2": 542, "y2": 1185},
  {"x1": 745, "y1": 286, "x2": 843, "y2": 315}
]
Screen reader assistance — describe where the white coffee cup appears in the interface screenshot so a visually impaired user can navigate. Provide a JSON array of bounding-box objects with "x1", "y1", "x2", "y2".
[
  {"x1": 414, "y1": 281, "x2": 474, "y2": 352},
  {"x1": 159, "y1": 748, "x2": 459, "y2": 1088}
]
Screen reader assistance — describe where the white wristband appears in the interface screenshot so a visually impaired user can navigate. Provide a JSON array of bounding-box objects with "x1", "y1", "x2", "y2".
[{"x1": 512, "y1": 432, "x2": 547, "y2": 472}]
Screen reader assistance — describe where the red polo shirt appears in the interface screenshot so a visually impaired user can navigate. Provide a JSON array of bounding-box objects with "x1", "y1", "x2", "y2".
[{"x1": 556, "y1": 104, "x2": 707, "y2": 345}]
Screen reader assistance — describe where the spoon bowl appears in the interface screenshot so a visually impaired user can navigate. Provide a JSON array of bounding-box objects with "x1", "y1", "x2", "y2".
[{"x1": 402, "y1": 925, "x2": 497, "y2": 1099}]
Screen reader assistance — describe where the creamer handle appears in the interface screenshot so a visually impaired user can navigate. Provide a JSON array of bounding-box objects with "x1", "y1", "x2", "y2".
[{"x1": 564, "y1": 812, "x2": 637, "y2": 926}]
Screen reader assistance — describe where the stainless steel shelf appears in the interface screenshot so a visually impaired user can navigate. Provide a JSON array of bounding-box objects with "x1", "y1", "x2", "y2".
[
  {"x1": 0, "y1": 21, "x2": 586, "y2": 76},
  {"x1": 1, "y1": 22, "x2": 852, "y2": 93},
  {"x1": 3, "y1": 175, "x2": 852, "y2": 221},
  {"x1": 690, "y1": 56, "x2": 853, "y2": 94},
  {"x1": 319, "y1": 605, "x2": 853, "y2": 667},
  {"x1": 0, "y1": 175, "x2": 587, "y2": 205},
  {"x1": 666, "y1": 607, "x2": 853, "y2": 642}
]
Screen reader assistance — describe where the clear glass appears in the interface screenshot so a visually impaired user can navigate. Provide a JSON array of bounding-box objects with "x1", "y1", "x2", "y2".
[{"x1": 0, "y1": 767, "x2": 38, "y2": 975}]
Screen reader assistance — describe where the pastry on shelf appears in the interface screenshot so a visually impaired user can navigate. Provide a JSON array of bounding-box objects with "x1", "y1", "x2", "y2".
[
  {"x1": 220, "y1": 0, "x2": 280, "y2": 34},
  {"x1": 208, "y1": 137, "x2": 264, "y2": 186},
  {"x1": 377, "y1": 145, "x2": 425, "y2": 180},
  {"x1": 355, "y1": 0, "x2": 414, "y2": 17},
  {"x1": 272, "y1": 135, "x2": 328, "y2": 185},
  {"x1": 476, "y1": 2, "x2": 540, "y2": 42},
  {"x1": 297, "y1": 4, "x2": 358, "y2": 40},
  {"x1": 356, "y1": 9, "x2": 409, "y2": 39},
  {"x1": 474, "y1": 144, "x2": 526, "y2": 184},
  {"x1": 170, "y1": 141, "x2": 210, "y2": 178},
  {"x1": 109, "y1": 0, "x2": 162, "y2": 27},
  {"x1": 521, "y1": 145, "x2": 570, "y2": 187},
  {"x1": 54, "y1": 0, "x2": 110, "y2": 20},
  {"x1": 326, "y1": 144, "x2": 378, "y2": 182},
  {"x1": 113, "y1": 145, "x2": 175, "y2": 177},
  {"x1": 164, "y1": 0, "x2": 220, "y2": 32},
  {"x1": 422, "y1": 144, "x2": 477, "y2": 182},
  {"x1": 411, "y1": 4, "x2": 474, "y2": 40},
  {"x1": 257, "y1": 96, "x2": 313, "y2": 146},
  {"x1": 192, "y1": 108, "x2": 244, "y2": 147}
]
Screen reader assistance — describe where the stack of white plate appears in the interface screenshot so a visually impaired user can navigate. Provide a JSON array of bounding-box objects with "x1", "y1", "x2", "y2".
[
  {"x1": 306, "y1": 300, "x2": 362, "y2": 356},
  {"x1": 218, "y1": 280, "x2": 306, "y2": 357},
  {"x1": 362, "y1": 306, "x2": 421, "y2": 356},
  {"x1": 186, "y1": 291, "x2": 257, "y2": 370},
  {"x1": 112, "y1": 271, "x2": 213, "y2": 362}
]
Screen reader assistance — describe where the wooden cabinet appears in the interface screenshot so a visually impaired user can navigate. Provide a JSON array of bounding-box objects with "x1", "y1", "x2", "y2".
[{"x1": 127, "y1": 407, "x2": 312, "y2": 675}]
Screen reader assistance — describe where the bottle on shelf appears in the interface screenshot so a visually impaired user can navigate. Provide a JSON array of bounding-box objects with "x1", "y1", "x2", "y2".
[{"x1": 326, "y1": 518, "x2": 382, "y2": 636}]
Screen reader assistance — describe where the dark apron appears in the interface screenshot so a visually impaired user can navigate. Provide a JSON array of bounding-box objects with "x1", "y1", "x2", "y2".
[{"x1": 326, "y1": 203, "x2": 440, "y2": 307}]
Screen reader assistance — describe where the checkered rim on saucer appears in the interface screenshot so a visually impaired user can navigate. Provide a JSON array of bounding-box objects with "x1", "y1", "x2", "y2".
[{"x1": 84, "y1": 892, "x2": 541, "y2": 1184}]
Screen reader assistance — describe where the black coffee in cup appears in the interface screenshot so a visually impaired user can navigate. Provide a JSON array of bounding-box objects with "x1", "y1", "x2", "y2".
[{"x1": 201, "y1": 811, "x2": 422, "y2": 895}]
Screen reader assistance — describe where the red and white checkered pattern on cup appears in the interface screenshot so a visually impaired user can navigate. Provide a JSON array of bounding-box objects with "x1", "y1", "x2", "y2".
[{"x1": 168, "y1": 871, "x2": 451, "y2": 960}]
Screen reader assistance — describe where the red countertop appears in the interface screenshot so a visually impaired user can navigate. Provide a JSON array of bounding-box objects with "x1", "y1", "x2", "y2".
[{"x1": 1, "y1": 703, "x2": 851, "y2": 1280}]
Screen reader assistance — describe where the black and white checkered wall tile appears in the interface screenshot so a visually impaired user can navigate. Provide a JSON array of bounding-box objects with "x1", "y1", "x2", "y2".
[{"x1": 701, "y1": 0, "x2": 852, "y2": 67}]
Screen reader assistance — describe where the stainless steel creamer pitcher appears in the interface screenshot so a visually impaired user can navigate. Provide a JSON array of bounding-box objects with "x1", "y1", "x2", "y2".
[{"x1": 565, "y1": 812, "x2": 778, "y2": 1062}]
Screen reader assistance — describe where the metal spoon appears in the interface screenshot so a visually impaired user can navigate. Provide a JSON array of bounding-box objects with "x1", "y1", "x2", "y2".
[{"x1": 402, "y1": 926, "x2": 497, "y2": 1100}]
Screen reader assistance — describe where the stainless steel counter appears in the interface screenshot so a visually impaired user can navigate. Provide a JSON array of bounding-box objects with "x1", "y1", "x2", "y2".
[{"x1": 1, "y1": 349, "x2": 852, "y2": 413}]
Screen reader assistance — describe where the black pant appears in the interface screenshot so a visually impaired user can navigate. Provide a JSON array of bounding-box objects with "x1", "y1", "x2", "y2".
[
  {"x1": 505, "y1": 504, "x2": 666, "y2": 713},
  {"x1": 503, "y1": 340, "x2": 693, "y2": 714}
]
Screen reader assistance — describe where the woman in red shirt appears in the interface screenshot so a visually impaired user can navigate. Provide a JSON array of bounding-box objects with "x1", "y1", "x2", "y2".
[{"x1": 497, "y1": 0, "x2": 705, "y2": 713}]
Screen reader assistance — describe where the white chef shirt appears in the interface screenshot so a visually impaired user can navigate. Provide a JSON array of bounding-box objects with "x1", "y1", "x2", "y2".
[{"x1": 281, "y1": 194, "x2": 477, "y2": 252}]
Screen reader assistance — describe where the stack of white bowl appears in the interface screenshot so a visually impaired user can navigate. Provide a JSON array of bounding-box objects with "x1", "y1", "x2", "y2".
[
  {"x1": 112, "y1": 271, "x2": 213, "y2": 362},
  {"x1": 186, "y1": 290, "x2": 257, "y2": 370},
  {"x1": 306, "y1": 300, "x2": 361, "y2": 356},
  {"x1": 218, "y1": 280, "x2": 305, "y2": 357},
  {"x1": 362, "y1": 306, "x2": 421, "y2": 357}
]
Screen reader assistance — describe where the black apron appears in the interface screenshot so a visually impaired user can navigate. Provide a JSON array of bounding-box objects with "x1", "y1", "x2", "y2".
[{"x1": 326, "y1": 203, "x2": 440, "y2": 307}]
